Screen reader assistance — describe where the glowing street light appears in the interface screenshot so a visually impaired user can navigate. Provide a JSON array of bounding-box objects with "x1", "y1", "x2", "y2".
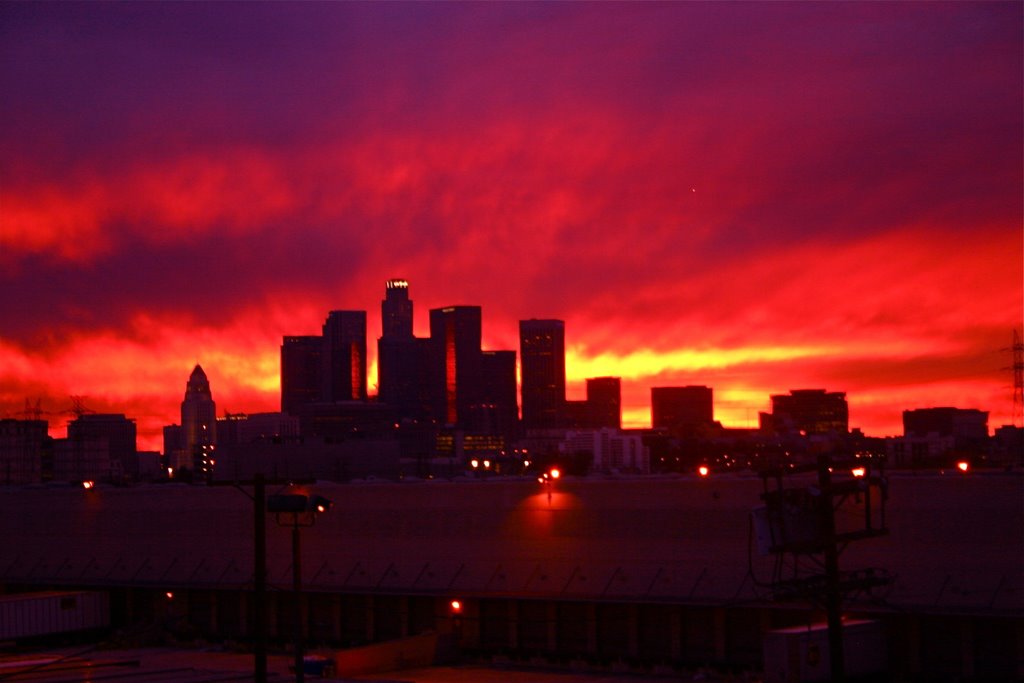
[
  {"x1": 851, "y1": 467, "x2": 866, "y2": 478},
  {"x1": 957, "y1": 461, "x2": 970, "y2": 473},
  {"x1": 539, "y1": 468, "x2": 560, "y2": 503},
  {"x1": 698, "y1": 465, "x2": 709, "y2": 477}
]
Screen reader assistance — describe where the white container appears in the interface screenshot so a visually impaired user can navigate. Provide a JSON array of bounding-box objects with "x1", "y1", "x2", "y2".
[
  {"x1": 762, "y1": 619, "x2": 886, "y2": 683},
  {"x1": 0, "y1": 591, "x2": 109, "y2": 640}
]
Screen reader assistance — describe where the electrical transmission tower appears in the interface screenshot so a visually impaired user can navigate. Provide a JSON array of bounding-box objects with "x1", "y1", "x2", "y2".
[{"x1": 1012, "y1": 329, "x2": 1023, "y2": 428}]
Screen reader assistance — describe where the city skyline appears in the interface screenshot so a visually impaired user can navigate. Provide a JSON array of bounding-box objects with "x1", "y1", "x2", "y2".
[{"x1": 1, "y1": 2, "x2": 1021, "y2": 451}]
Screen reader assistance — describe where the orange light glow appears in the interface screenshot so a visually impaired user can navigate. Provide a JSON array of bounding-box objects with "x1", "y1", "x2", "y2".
[
  {"x1": 165, "y1": 591, "x2": 174, "y2": 600},
  {"x1": 449, "y1": 600, "x2": 462, "y2": 613},
  {"x1": 82, "y1": 480, "x2": 95, "y2": 489},
  {"x1": 957, "y1": 461, "x2": 970, "y2": 473},
  {"x1": 851, "y1": 467, "x2": 866, "y2": 478},
  {"x1": 549, "y1": 468, "x2": 560, "y2": 479},
  {"x1": 698, "y1": 466, "x2": 709, "y2": 477}
]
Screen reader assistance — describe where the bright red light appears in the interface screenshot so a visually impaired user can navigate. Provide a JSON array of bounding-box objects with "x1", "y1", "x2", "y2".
[
  {"x1": 698, "y1": 466, "x2": 709, "y2": 477},
  {"x1": 450, "y1": 600, "x2": 462, "y2": 613},
  {"x1": 957, "y1": 461, "x2": 969, "y2": 473},
  {"x1": 550, "y1": 468, "x2": 560, "y2": 479},
  {"x1": 82, "y1": 480, "x2": 95, "y2": 489},
  {"x1": 165, "y1": 591, "x2": 174, "y2": 600},
  {"x1": 851, "y1": 467, "x2": 866, "y2": 478}
]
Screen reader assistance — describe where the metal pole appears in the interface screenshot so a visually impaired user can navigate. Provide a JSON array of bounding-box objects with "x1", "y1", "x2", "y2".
[
  {"x1": 293, "y1": 521, "x2": 304, "y2": 683},
  {"x1": 254, "y1": 473, "x2": 267, "y2": 683},
  {"x1": 818, "y1": 455, "x2": 845, "y2": 682}
]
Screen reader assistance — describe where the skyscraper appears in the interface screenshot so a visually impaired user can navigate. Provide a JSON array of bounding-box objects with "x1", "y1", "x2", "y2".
[
  {"x1": 378, "y1": 280, "x2": 431, "y2": 420},
  {"x1": 381, "y1": 279, "x2": 413, "y2": 338},
  {"x1": 519, "y1": 319, "x2": 565, "y2": 430},
  {"x1": 430, "y1": 306, "x2": 482, "y2": 427},
  {"x1": 181, "y1": 365, "x2": 217, "y2": 475},
  {"x1": 478, "y1": 349, "x2": 519, "y2": 438},
  {"x1": 281, "y1": 335, "x2": 322, "y2": 413},
  {"x1": 322, "y1": 310, "x2": 367, "y2": 402}
]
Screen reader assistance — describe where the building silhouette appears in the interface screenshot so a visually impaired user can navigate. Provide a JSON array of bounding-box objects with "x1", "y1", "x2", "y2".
[
  {"x1": 763, "y1": 389, "x2": 848, "y2": 435},
  {"x1": 381, "y1": 278, "x2": 413, "y2": 338},
  {"x1": 180, "y1": 365, "x2": 217, "y2": 476},
  {"x1": 478, "y1": 349, "x2": 519, "y2": 439},
  {"x1": 651, "y1": 386, "x2": 714, "y2": 435},
  {"x1": 377, "y1": 280, "x2": 432, "y2": 421},
  {"x1": 887, "y1": 407, "x2": 991, "y2": 469},
  {"x1": 66, "y1": 414, "x2": 137, "y2": 482},
  {"x1": 586, "y1": 377, "x2": 621, "y2": 429},
  {"x1": 429, "y1": 306, "x2": 483, "y2": 427},
  {"x1": 520, "y1": 319, "x2": 566, "y2": 430},
  {"x1": 280, "y1": 335, "x2": 322, "y2": 413},
  {"x1": 322, "y1": 311, "x2": 367, "y2": 402},
  {"x1": 903, "y1": 407, "x2": 988, "y2": 439},
  {"x1": 0, "y1": 419, "x2": 49, "y2": 484}
]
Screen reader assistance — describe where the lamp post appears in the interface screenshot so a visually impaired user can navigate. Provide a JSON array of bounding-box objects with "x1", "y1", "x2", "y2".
[
  {"x1": 538, "y1": 467, "x2": 560, "y2": 504},
  {"x1": 267, "y1": 492, "x2": 332, "y2": 683}
]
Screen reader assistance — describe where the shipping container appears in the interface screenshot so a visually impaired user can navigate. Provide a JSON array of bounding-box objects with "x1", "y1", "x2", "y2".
[{"x1": 0, "y1": 591, "x2": 110, "y2": 640}]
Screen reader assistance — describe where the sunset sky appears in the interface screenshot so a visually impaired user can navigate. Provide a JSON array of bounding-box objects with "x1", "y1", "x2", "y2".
[{"x1": 2, "y1": 2, "x2": 1021, "y2": 452}]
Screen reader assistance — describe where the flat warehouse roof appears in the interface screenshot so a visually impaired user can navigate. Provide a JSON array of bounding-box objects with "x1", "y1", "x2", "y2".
[{"x1": 0, "y1": 474, "x2": 1019, "y2": 615}]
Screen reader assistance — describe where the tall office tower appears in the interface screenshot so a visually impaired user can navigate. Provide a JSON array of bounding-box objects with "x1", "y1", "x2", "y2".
[
  {"x1": 322, "y1": 310, "x2": 367, "y2": 402},
  {"x1": 381, "y1": 279, "x2": 413, "y2": 338},
  {"x1": 429, "y1": 306, "x2": 483, "y2": 426},
  {"x1": 181, "y1": 365, "x2": 217, "y2": 475},
  {"x1": 768, "y1": 389, "x2": 848, "y2": 435},
  {"x1": 519, "y1": 319, "x2": 566, "y2": 430},
  {"x1": 478, "y1": 350, "x2": 519, "y2": 438},
  {"x1": 587, "y1": 377, "x2": 622, "y2": 429},
  {"x1": 67, "y1": 414, "x2": 137, "y2": 481},
  {"x1": 651, "y1": 386, "x2": 714, "y2": 435},
  {"x1": 281, "y1": 335, "x2": 323, "y2": 413},
  {"x1": 378, "y1": 280, "x2": 431, "y2": 419}
]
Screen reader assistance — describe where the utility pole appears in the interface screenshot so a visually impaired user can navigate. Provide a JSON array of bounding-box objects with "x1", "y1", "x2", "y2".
[
  {"x1": 757, "y1": 454, "x2": 890, "y2": 682},
  {"x1": 292, "y1": 519, "x2": 304, "y2": 683},
  {"x1": 254, "y1": 473, "x2": 267, "y2": 683},
  {"x1": 818, "y1": 455, "x2": 845, "y2": 682}
]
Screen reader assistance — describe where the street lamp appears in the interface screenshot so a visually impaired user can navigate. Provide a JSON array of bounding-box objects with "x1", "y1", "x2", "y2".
[
  {"x1": 267, "y1": 492, "x2": 332, "y2": 683},
  {"x1": 538, "y1": 468, "x2": 560, "y2": 504}
]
